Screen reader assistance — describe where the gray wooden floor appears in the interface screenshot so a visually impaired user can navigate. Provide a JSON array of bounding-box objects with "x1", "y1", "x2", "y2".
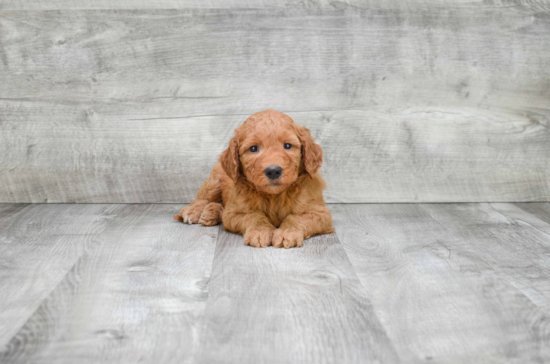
[{"x1": 1, "y1": 203, "x2": 549, "y2": 363}]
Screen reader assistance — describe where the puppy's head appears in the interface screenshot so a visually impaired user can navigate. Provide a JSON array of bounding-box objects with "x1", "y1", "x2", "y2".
[{"x1": 221, "y1": 109, "x2": 322, "y2": 194}]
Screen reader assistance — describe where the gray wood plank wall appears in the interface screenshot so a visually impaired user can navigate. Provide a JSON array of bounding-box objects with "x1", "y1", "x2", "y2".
[
  {"x1": 2, "y1": 1, "x2": 550, "y2": 11},
  {"x1": 1, "y1": 3, "x2": 549, "y2": 203}
]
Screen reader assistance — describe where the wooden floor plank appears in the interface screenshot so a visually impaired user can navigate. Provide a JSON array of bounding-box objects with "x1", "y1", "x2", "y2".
[
  {"x1": 332, "y1": 203, "x2": 550, "y2": 363},
  {"x1": 0, "y1": 204, "x2": 123, "y2": 348},
  {"x1": 0, "y1": 204, "x2": 218, "y2": 364},
  {"x1": 197, "y1": 227, "x2": 399, "y2": 364},
  {"x1": 514, "y1": 203, "x2": 550, "y2": 226},
  {"x1": 0, "y1": 204, "x2": 31, "y2": 223},
  {"x1": 464, "y1": 203, "x2": 550, "y2": 311},
  {"x1": 420, "y1": 203, "x2": 550, "y2": 359},
  {"x1": 492, "y1": 203, "x2": 550, "y2": 237},
  {"x1": 2, "y1": 203, "x2": 549, "y2": 363}
]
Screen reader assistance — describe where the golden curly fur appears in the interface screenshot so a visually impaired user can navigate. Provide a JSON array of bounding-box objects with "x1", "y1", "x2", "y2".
[{"x1": 174, "y1": 109, "x2": 334, "y2": 248}]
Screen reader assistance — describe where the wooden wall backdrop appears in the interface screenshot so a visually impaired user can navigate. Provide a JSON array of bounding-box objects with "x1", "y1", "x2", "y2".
[{"x1": 0, "y1": 1, "x2": 549, "y2": 203}]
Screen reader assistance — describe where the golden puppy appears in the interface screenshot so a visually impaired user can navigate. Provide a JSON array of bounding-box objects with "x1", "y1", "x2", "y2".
[{"x1": 174, "y1": 109, "x2": 334, "y2": 248}]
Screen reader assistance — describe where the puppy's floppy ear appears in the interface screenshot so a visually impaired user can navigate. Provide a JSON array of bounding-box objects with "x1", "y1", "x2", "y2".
[
  {"x1": 297, "y1": 125, "x2": 323, "y2": 177},
  {"x1": 220, "y1": 132, "x2": 240, "y2": 183}
]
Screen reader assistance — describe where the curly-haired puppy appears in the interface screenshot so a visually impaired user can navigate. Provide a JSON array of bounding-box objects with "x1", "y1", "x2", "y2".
[{"x1": 174, "y1": 109, "x2": 334, "y2": 248}]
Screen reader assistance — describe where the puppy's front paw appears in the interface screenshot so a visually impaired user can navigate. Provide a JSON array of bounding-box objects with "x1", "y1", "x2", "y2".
[
  {"x1": 244, "y1": 226, "x2": 274, "y2": 248},
  {"x1": 174, "y1": 199, "x2": 209, "y2": 224},
  {"x1": 272, "y1": 228, "x2": 304, "y2": 249},
  {"x1": 198, "y1": 202, "x2": 223, "y2": 226}
]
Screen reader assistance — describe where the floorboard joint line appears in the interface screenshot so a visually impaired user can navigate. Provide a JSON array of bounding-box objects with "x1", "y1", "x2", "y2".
[{"x1": 197, "y1": 227, "x2": 399, "y2": 364}]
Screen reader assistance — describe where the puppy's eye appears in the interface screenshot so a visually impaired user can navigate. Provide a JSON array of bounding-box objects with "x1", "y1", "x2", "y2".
[
  {"x1": 284, "y1": 143, "x2": 292, "y2": 150},
  {"x1": 249, "y1": 146, "x2": 259, "y2": 152}
]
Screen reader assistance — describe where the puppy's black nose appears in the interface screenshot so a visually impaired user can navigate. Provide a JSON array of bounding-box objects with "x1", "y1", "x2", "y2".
[{"x1": 264, "y1": 165, "x2": 283, "y2": 180}]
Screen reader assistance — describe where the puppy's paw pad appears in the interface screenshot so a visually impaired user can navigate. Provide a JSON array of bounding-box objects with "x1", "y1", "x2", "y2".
[
  {"x1": 199, "y1": 202, "x2": 223, "y2": 226},
  {"x1": 272, "y1": 228, "x2": 304, "y2": 249},
  {"x1": 244, "y1": 227, "x2": 274, "y2": 248}
]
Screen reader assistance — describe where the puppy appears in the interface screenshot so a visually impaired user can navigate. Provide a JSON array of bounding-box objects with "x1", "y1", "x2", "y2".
[{"x1": 174, "y1": 109, "x2": 334, "y2": 248}]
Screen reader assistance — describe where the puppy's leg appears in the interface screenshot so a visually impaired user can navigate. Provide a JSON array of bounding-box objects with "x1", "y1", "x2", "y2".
[
  {"x1": 222, "y1": 209, "x2": 275, "y2": 248},
  {"x1": 272, "y1": 206, "x2": 334, "y2": 249},
  {"x1": 174, "y1": 163, "x2": 223, "y2": 225},
  {"x1": 198, "y1": 202, "x2": 223, "y2": 226}
]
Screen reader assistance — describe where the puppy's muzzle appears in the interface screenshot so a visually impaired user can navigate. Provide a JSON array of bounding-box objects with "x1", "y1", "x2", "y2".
[{"x1": 264, "y1": 165, "x2": 283, "y2": 180}]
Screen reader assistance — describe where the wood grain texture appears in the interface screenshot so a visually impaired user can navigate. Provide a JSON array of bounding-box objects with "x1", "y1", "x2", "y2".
[
  {"x1": 0, "y1": 203, "x2": 123, "y2": 348},
  {"x1": 515, "y1": 203, "x2": 550, "y2": 225},
  {"x1": 1, "y1": 203, "x2": 549, "y2": 362},
  {"x1": 0, "y1": 8, "x2": 549, "y2": 203},
  {"x1": 430, "y1": 203, "x2": 550, "y2": 313},
  {"x1": 197, "y1": 227, "x2": 399, "y2": 364},
  {"x1": 0, "y1": 204, "x2": 218, "y2": 364},
  {"x1": 1, "y1": 0, "x2": 549, "y2": 11},
  {"x1": 494, "y1": 203, "x2": 550, "y2": 237},
  {"x1": 332, "y1": 203, "x2": 550, "y2": 363},
  {"x1": 420, "y1": 203, "x2": 550, "y2": 359}
]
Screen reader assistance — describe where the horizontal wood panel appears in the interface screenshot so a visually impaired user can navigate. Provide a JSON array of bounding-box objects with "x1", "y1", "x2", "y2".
[
  {"x1": 1, "y1": 0, "x2": 549, "y2": 11},
  {"x1": 1, "y1": 105, "x2": 548, "y2": 203},
  {"x1": 0, "y1": 8, "x2": 549, "y2": 202}
]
